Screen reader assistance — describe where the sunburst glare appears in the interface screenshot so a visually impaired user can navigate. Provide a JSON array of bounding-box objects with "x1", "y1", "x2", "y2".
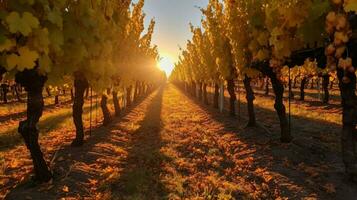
[{"x1": 158, "y1": 55, "x2": 174, "y2": 76}]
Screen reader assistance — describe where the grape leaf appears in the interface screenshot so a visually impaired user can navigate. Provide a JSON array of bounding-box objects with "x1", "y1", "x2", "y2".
[
  {"x1": 39, "y1": 54, "x2": 52, "y2": 74},
  {"x1": 6, "y1": 54, "x2": 18, "y2": 70},
  {"x1": 297, "y1": 16, "x2": 326, "y2": 44},
  {"x1": 19, "y1": 0, "x2": 35, "y2": 5},
  {"x1": 0, "y1": 39, "x2": 15, "y2": 52},
  {"x1": 6, "y1": 47, "x2": 39, "y2": 71},
  {"x1": 257, "y1": 32, "x2": 269, "y2": 46},
  {"x1": 5, "y1": 12, "x2": 39, "y2": 36},
  {"x1": 29, "y1": 28, "x2": 50, "y2": 54},
  {"x1": 256, "y1": 49, "x2": 269, "y2": 61},
  {"x1": 0, "y1": 25, "x2": 8, "y2": 44},
  {"x1": 344, "y1": 0, "x2": 357, "y2": 12},
  {"x1": 309, "y1": 0, "x2": 331, "y2": 21},
  {"x1": 0, "y1": 34, "x2": 6, "y2": 46},
  {"x1": 47, "y1": 8, "x2": 63, "y2": 29},
  {"x1": 0, "y1": 10, "x2": 8, "y2": 20},
  {"x1": 48, "y1": 26, "x2": 64, "y2": 53}
]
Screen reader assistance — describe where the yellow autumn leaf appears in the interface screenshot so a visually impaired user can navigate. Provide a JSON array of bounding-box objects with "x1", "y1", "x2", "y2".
[
  {"x1": 88, "y1": 179, "x2": 98, "y2": 185},
  {"x1": 48, "y1": 27, "x2": 64, "y2": 53},
  {"x1": 256, "y1": 49, "x2": 270, "y2": 61},
  {"x1": 20, "y1": 0, "x2": 35, "y2": 5},
  {"x1": 6, "y1": 47, "x2": 39, "y2": 71},
  {"x1": 344, "y1": 0, "x2": 357, "y2": 12},
  {"x1": 0, "y1": 39, "x2": 15, "y2": 52},
  {"x1": 17, "y1": 47, "x2": 39, "y2": 71},
  {"x1": 269, "y1": 27, "x2": 284, "y2": 46},
  {"x1": 263, "y1": 173, "x2": 273, "y2": 183},
  {"x1": 8, "y1": 160, "x2": 21, "y2": 169},
  {"x1": 47, "y1": 8, "x2": 63, "y2": 29},
  {"x1": 5, "y1": 12, "x2": 39, "y2": 36},
  {"x1": 30, "y1": 28, "x2": 50, "y2": 54},
  {"x1": 257, "y1": 32, "x2": 269, "y2": 46},
  {"x1": 38, "y1": 54, "x2": 52, "y2": 74},
  {"x1": 62, "y1": 185, "x2": 69, "y2": 193},
  {"x1": 6, "y1": 54, "x2": 18, "y2": 71}
]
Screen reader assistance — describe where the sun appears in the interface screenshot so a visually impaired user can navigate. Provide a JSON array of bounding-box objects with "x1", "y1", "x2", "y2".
[{"x1": 157, "y1": 55, "x2": 175, "y2": 76}]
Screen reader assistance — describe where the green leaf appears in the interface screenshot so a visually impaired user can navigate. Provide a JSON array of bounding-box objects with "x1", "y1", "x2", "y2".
[
  {"x1": 47, "y1": 8, "x2": 63, "y2": 29},
  {"x1": 297, "y1": 15, "x2": 326, "y2": 45},
  {"x1": 39, "y1": 54, "x2": 52, "y2": 74},
  {"x1": 0, "y1": 34, "x2": 6, "y2": 45},
  {"x1": 309, "y1": 0, "x2": 331, "y2": 21},
  {"x1": 19, "y1": 0, "x2": 35, "y2": 5},
  {"x1": 0, "y1": 10, "x2": 8, "y2": 20},
  {"x1": 5, "y1": 12, "x2": 39, "y2": 36},
  {"x1": 0, "y1": 38, "x2": 15, "y2": 51}
]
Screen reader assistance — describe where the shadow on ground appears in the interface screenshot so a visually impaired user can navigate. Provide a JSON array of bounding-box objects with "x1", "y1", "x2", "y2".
[
  {"x1": 0, "y1": 99, "x2": 98, "y2": 151},
  {"x1": 178, "y1": 85, "x2": 357, "y2": 200},
  {"x1": 0, "y1": 99, "x2": 73, "y2": 124},
  {"x1": 4, "y1": 88, "x2": 167, "y2": 199},
  {"x1": 108, "y1": 86, "x2": 168, "y2": 199}
]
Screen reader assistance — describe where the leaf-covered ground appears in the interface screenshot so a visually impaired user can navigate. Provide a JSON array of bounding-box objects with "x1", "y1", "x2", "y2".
[{"x1": 1, "y1": 84, "x2": 357, "y2": 199}]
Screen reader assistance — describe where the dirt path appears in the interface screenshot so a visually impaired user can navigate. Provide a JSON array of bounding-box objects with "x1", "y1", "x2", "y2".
[{"x1": 3, "y1": 84, "x2": 357, "y2": 199}]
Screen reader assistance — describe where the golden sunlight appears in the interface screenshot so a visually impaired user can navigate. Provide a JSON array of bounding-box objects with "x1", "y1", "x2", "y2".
[{"x1": 158, "y1": 55, "x2": 175, "y2": 76}]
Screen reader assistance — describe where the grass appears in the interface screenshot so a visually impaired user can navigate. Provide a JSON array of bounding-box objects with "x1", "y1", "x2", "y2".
[
  {"x1": 211, "y1": 85, "x2": 342, "y2": 126},
  {"x1": 0, "y1": 96, "x2": 118, "y2": 151},
  {"x1": 250, "y1": 94, "x2": 341, "y2": 125},
  {"x1": 0, "y1": 94, "x2": 73, "y2": 117}
]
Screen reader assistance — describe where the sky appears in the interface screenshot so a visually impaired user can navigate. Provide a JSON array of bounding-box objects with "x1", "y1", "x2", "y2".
[{"x1": 133, "y1": 0, "x2": 209, "y2": 75}]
